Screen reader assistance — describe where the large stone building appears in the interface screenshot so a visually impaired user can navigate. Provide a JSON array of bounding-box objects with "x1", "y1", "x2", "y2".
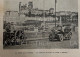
[
  {"x1": 19, "y1": 1, "x2": 54, "y2": 17},
  {"x1": 4, "y1": 1, "x2": 78, "y2": 27}
]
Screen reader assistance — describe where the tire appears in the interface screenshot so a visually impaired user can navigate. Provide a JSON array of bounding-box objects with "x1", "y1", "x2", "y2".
[
  {"x1": 15, "y1": 30, "x2": 24, "y2": 39},
  {"x1": 49, "y1": 35, "x2": 52, "y2": 41},
  {"x1": 49, "y1": 34, "x2": 55, "y2": 41},
  {"x1": 59, "y1": 34, "x2": 64, "y2": 41},
  {"x1": 49, "y1": 38, "x2": 52, "y2": 41}
]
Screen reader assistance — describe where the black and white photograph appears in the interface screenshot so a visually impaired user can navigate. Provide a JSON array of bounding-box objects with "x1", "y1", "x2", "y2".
[{"x1": 3, "y1": 0, "x2": 78, "y2": 49}]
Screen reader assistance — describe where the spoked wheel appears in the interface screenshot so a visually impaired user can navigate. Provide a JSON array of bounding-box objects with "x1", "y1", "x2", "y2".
[
  {"x1": 49, "y1": 34, "x2": 55, "y2": 41},
  {"x1": 59, "y1": 34, "x2": 64, "y2": 42},
  {"x1": 15, "y1": 30, "x2": 24, "y2": 39},
  {"x1": 15, "y1": 30, "x2": 24, "y2": 45}
]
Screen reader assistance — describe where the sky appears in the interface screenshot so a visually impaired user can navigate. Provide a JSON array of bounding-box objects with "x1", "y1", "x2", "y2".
[{"x1": 4, "y1": 0, "x2": 78, "y2": 12}]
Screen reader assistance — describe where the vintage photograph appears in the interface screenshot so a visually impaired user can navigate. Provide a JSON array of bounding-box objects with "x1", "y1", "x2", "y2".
[{"x1": 3, "y1": 0, "x2": 78, "y2": 49}]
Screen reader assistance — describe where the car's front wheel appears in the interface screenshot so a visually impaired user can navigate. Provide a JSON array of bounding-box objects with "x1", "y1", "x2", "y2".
[{"x1": 58, "y1": 34, "x2": 64, "y2": 41}]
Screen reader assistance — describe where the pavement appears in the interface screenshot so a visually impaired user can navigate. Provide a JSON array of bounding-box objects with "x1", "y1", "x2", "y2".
[
  {"x1": 26, "y1": 37, "x2": 48, "y2": 41},
  {"x1": 4, "y1": 31, "x2": 79, "y2": 49}
]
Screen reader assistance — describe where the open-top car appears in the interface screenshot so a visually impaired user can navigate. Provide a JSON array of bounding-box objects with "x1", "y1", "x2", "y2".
[{"x1": 49, "y1": 26, "x2": 72, "y2": 41}]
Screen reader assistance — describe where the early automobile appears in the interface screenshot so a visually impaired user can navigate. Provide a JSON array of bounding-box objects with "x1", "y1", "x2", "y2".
[
  {"x1": 49, "y1": 26, "x2": 72, "y2": 41},
  {"x1": 3, "y1": 22, "x2": 25, "y2": 46}
]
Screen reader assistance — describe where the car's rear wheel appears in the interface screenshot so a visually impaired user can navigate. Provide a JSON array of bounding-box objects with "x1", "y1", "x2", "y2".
[
  {"x1": 49, "y1": 35, "x2": 52, "y2": 41},
  {"x1": 49, "y1": 38, "x2": 52, "y2": 41},
  {"x1": 49, "y1": 34, "x2": 55, "y2": 41}
]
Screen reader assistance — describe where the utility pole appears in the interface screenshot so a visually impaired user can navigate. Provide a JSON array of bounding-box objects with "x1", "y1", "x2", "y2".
[
  {"x1": 19, "y1": 2, "x2": 21, "y2": 16},
  {"x1": 55, "y1": 0, "x2": 57, "y2": 27},
  {"x1": 19, "y1": 2, "x2": 22, "y2": 25},
  {"x1": 43, "y1": 0, "x2": 45, "y2": 31}
]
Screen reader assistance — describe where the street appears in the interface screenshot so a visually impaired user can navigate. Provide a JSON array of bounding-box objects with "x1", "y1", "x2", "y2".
[{"x1": 4, "y1": 30, "x2": 78, "y2": 49}]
